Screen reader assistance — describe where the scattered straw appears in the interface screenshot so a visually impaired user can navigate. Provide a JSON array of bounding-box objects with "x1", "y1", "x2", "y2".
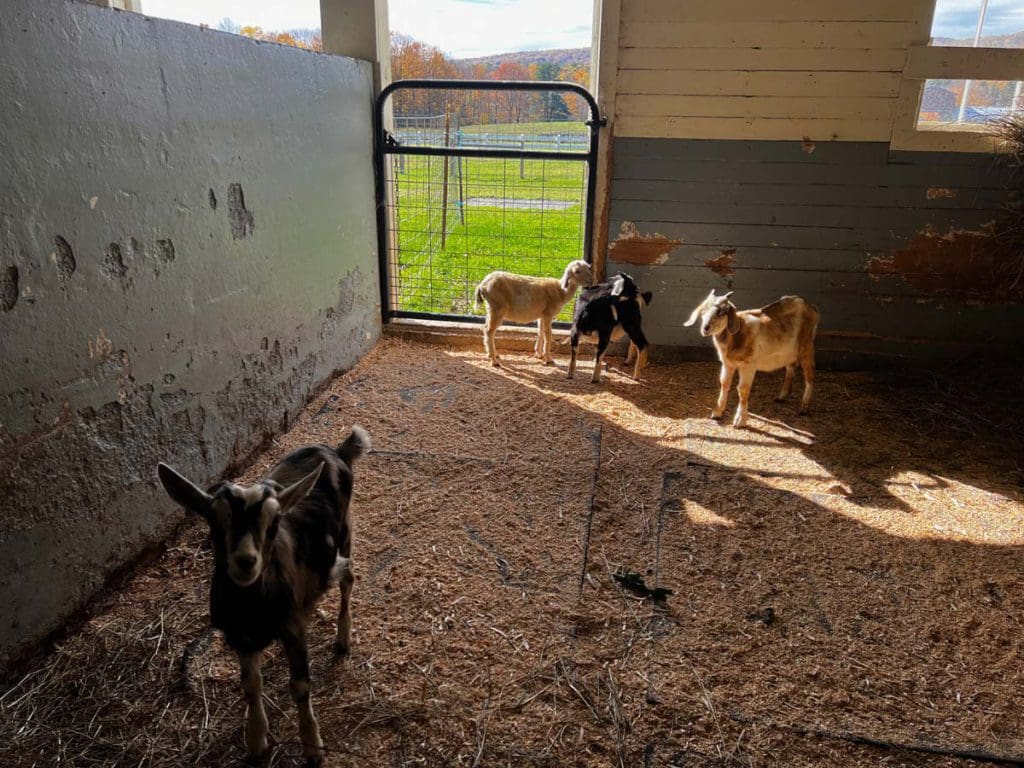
[{"x1": 2, "y1": 337, "x2": 1022, "y2": 767}]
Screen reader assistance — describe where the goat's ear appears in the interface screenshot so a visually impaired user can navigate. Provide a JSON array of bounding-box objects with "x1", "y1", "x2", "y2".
[
  {"x1": 727, "y1": 307, "x2": 742, "y2": 335},
  {"x1": 277, "y1": 462, "x2": 324, "y2": 511},
  {"x1": 157, "y1": 463, "x2": 213, "y2": 519},
  {"x1": 642, "y1": 291, "x2": 653, "y2": 306},
  {"x1": 684, "y1": 294, "x2": 710, "y2": 327}
]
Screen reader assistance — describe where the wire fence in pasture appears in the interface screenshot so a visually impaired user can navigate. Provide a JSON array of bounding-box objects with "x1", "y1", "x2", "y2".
[{"x1": 377, "y1": 82, "x2": 601, "y2": 323}]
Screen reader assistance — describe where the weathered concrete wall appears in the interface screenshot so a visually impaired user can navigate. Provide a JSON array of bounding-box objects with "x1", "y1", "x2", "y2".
[
  {"x1": 0, "y1": 0, "x2": 380, "y2": 667},
  {"x1": 609, "y1": 138, "x2": 1024, "y2": 362}
]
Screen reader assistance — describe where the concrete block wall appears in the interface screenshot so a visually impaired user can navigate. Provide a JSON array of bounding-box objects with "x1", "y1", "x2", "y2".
[{"x1": 0, "y1": 0, "x2": 380, "y2": 667}]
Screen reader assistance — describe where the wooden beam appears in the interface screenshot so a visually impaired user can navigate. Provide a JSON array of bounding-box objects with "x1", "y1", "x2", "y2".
[
  {"x1": 319, "y1": 0, "x2": 391, "y2": 94},
  {"x1": 620, "y1": 20, "x2": 922, "y2": 49},
  {"x1": 590, "y1": 0, "x2": 621, "y2": 281},
  {"x1": 618, "y1": 47, "x2": 909, "y2": 73},
  {"x1": 621, "y1": 0, "x2": 933, "y2": 23},
  {"x1": 906, "y1": 45, "x2": 1024, "y2": 81}
]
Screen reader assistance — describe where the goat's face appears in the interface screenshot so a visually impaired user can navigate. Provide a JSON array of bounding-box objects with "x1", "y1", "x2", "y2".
[
  {"x1": 563, "y1": 260, "x2": 594, "y2": 288},
  {"x1": 685, "y1": 290, "x2": 737, "y2": 337},
  {"x1": 157, "y1": 462, "x2": 324, "y2": 587}
]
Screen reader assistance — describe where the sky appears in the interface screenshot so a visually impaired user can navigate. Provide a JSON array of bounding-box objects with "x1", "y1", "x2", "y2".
[
  {"x1": 931, "y1": 0, "x2": 1024, "y2": 39},
  {"x1": 139, "y1": 0, "x2": 595, "y2": 58}
]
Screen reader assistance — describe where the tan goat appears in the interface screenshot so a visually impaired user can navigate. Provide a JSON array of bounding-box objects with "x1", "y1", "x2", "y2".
[
  {"x1": 685, "y1": 291, "x2": 819, "y2": 428},
  {"x1": 474, "y1": 259, "x2": 593, "y2": 366}
]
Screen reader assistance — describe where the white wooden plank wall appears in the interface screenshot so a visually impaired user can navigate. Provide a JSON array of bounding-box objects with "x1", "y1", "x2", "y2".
[{"x1": 616, "y1": 0, "x2": 934, "y2": 141}]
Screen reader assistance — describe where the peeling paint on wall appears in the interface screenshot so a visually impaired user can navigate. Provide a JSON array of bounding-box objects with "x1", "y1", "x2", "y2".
[
  {"x1": 801, "y1": 137, "x2": 816, "y2": 154},
  {"x1": 154, "y1": 239, "x2": 175, "y2": 263},
  {"x1": 100, "y1": 243, "x2": 128, "y2": 282},
  {"x1": 227, "y1": 183, "x2": 255, "y2": 239},
  {"x1": 1, "y1": 265, "x2": 18, "y2": 311},
  {"x1": 87, "y1": 329, "x2": 114, "y2": 360},
  {"x1": 866, "y1": 225, "x2": 1023, "y2": 303},
  {"x1": 706, "y1": 249, "x2": 737, "y2": 278},
  {"x1": 927, "y1": 187, "x2": 958, "y2": 200},
  {"x1": 609, "y1": 221, "x2": 681, "y2": 266},
  {"x1": 51, "y1": 236, "x2": 76, "y2": 280}
]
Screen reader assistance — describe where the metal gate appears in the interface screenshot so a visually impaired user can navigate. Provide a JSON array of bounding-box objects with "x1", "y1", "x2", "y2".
[{"x1": 374, "y1": 79, "x2": 603, "y2": 323}]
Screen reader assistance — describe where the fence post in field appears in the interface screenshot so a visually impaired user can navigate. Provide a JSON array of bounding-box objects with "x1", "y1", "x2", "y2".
[
  {"x1": 519, "y1": 133, "x2": 526, "y2": 179},
  {"x1": 454, "y1": 127, "x2": 466, "y2": 226},
  {"x1": 440, "y1": 104, "x2": 451, "y2": 251}
]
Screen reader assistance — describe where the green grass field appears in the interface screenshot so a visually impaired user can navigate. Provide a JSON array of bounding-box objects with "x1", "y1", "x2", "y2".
[
  {"x1": 389, "y1": 122, "x2": 589, "y2": 320},
  {"x1": 458, "y1": 121, "x2": 588, "y2": 136}
]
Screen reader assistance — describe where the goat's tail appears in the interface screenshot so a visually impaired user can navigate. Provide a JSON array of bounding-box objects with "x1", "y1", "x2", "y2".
[
  {"x1": 473, "y1": 284, "x2": 484, "y2": 311},
  {"x1": 337, "y1": 425, "x2": 371, "y2": 465}
]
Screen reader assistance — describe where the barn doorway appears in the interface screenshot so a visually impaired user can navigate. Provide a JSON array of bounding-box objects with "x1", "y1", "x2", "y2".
[{"x1": 374, "y1": 79, "x2": 602, "y2": 323}]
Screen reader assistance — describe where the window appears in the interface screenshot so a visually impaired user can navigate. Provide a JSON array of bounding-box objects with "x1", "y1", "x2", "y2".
[
  {"x1": 919, "y1": 0, "x2": 1023, "y2": 130},
  {"x1": 893, "y1": 0, "x2": 1024, "y2": 150}
]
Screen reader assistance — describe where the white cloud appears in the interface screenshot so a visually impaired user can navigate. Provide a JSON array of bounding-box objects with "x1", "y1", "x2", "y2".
[
  {"x1": 388, "y1": 0, "x2": 593, "y2": 57},
  {"x1": 137, "y1": 0, "x2": 594, "y2": 58},
  {"x1": 140, "y1": 0, "x2": 321, "y2": 29}
]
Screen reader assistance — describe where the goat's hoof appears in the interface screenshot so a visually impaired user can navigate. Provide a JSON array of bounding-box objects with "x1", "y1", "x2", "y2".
[
  {"x1": 303, "y1": 754, "x2": 324, "y2": 768},
  {"x1": 775, "y1": 395, "x2": 787, "y2": 403},
  {"x1": 332, "y1": 640, "x2": 350, "y2": 658},
  {"x1": 732, "y1": 416, "x2": 748, "y2": 429},
  {"x1": 490, "y1": 359, "x2": 502, "y2": 368},
  {"x1": 544, "y1": 358, "x2": 555, "y2": 366},
  {"x1": 710, "y1": 411, "x2": 724, "y2": 420}
]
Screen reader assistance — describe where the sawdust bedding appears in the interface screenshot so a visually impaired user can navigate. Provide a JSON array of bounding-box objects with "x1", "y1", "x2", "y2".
[{"x1": 2, "y1": 337, "x2": 1023, "y2": 767}]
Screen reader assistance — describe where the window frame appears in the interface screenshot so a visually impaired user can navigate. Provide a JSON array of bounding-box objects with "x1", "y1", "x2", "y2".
[{"x1": 891, "y1": 1, "x2": 1024, "y2": 152}]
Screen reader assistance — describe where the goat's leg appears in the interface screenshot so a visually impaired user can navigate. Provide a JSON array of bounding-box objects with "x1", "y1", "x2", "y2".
[
  {"x1": 282, "y1": 628, "x2": 324, "y2": 767},
  {"x1": 334, "y1": 559, "x2": 354, "y2": 657},
  {"x1": 711, "y1": 365, "x2": 734, "y2": 419},
  {"x1": 631, "y1": 346, "x2": 649, "y2": 380},
  {"x1": 534, "y1": 320, "x2": 545, "y2": 359},
  {"x1": 621, "y1": 320, "x2": 649, "y2": 381},
  {"x1": 799, "y1": 347, "x2": 815, "y2": 414},
  {"x1": 484, "y1": 311, "x2": 503, "y2": 366},
  {"x1": 733, "y1": 366, "x2": 756, "y2": 428},
  {"x1": 542, "y1": 317, "x2": 556, "y2": 364},
  {"x1": 624, "y1": 342, "x2": 637, "y2": 365},
  {"x1": 777, "y1": 364, "x2": 796, "y2": 401},
  {"x1": 567, "y1": 332, "x2": 580, "y2": 379},
  {"x1": 591, "y1": 332, "x2": 611, "y2": 384},
  {"x1": 238, "y1": 651, "x2": 269, "y2": 760}
]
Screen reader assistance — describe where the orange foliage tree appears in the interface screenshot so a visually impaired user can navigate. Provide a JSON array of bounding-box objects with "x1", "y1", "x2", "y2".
[{"x1": 238, "y1": 25, "x2": 322, "y2": 51}]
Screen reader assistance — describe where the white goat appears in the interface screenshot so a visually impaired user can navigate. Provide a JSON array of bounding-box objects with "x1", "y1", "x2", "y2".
[
  {"x1": 474, "y1": 259, "x2": 593, "y2": 366},
  {"x1": 685, "y1": 291, "x2": 819, "y2": 428}
]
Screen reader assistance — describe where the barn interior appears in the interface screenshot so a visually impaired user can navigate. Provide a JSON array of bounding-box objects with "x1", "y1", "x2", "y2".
[{"x1": 1, "y1": 0, "x2": 1023, "y2": 766}]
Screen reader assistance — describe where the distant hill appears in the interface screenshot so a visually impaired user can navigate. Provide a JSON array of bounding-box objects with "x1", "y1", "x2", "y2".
[
  {"x1": 933, "y1": 29, "x2": 1024, "y2": 48},
  {"x1": 456, "y1": 47, "x2": 590, "y2": 72}
]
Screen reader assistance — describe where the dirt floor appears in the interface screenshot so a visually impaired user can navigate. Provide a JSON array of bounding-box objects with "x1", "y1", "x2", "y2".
[{"x1": 2, "y1": 336, "x2": 1024, "y2": 767}]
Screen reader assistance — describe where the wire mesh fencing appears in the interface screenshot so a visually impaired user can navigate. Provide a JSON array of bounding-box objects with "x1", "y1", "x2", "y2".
[{"x1": 377, "y1": 82, "x2": 600, "y2": 322}]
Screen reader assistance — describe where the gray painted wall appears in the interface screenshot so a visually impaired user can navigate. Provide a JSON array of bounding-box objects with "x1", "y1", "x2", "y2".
[
  {"x1": 609, "y1": 138, "x2": 1024, "y2": 362},
  {"x1": 0, "y1": 0, "x2": 380, "y2": 667}
]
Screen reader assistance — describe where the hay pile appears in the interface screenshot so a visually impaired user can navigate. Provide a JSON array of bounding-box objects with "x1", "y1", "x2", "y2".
[
  {"x1": 994, "y1": 113, "x2": 1024, "y2": 287},
  {"x1": 2, "y1": 337, "x2": 1023, "y2": 767}
]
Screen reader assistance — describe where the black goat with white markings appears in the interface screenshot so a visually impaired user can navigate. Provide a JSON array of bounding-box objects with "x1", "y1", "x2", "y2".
[
  {"x1": 568, "y1": 272, "x2": 653, "y2": 383},
  {"x1": 157, "y1": 426, "x2": 369, "y2": 767}
]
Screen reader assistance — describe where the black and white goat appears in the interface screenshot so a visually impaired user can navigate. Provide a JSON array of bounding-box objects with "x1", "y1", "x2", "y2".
[
  {"x1": 157, "y1": 426, "x2": 369, "y2": 766},
  {"x1": 568, "y1": 272, "x2": 653, "y2": 383}
]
